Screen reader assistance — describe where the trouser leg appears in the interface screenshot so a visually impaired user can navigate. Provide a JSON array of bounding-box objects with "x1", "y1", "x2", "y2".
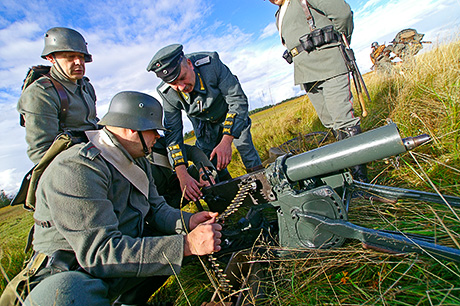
[
  {"x1": 112, "y1": 276, "x2": 169, "y2": 306},
  {"x1": 232, "y1": 118, "x2": 262, "y2": 172},
  {"x1": 305, "y1": 81, "x2": 334, "y2": 129},
  {"x1": 304, "y1": 74, "x2": 360, "y2": 130},
  {"x1": 24, "y1": 271, "x2": 111, "y2": 306}
]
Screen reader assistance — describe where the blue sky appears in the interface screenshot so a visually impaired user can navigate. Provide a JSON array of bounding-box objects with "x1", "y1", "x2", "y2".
[{"x1": 1, "y1": 0, "x2": 459, "y2": 194}]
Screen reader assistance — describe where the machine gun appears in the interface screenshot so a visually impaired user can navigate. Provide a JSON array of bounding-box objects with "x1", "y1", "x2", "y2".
[{"x1": 199, "y1": 122, "x2": 460, "y2": 305}]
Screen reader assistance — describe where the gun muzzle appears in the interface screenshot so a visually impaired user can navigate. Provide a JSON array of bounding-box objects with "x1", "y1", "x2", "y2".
[{"x1": 402, "y1": 134, "x2": 430, "y2": 150}]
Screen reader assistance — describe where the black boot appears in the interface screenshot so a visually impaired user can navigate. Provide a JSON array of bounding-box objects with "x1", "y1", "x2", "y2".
[{"x1": 333, "y1": 125, "x2": 369, "y2": 183}]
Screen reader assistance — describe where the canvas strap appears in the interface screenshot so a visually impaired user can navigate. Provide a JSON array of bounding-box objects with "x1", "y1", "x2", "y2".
[
  {"x1": 0, "y1": 253, "x2": 47, "y2": 306},
  {"x1": 150, "y1": 152, "x2": 172, "y2": 169},
  {"x1": 85, "y1": 130, "x2": 150, "y2": 199}
]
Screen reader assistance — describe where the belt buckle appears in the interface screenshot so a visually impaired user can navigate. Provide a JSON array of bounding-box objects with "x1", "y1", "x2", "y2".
[{"x1": 290, "y1": 47, "x2": 299, "y2": 57}]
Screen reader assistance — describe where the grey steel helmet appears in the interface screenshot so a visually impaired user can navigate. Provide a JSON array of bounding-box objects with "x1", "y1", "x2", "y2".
[
  {"x1": 371, "y1": 41, "x2": 379, "y2": 48},
  {"x1": 98, "y1": 91, "x2": 165, "y2": 131},
  {"x1": 41, "y1": 27, "x2": 92, "y2": 62}
]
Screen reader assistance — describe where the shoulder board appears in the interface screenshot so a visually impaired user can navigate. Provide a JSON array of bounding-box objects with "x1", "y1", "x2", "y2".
[
  {"x1": 195, "y1": 56, "x2": 211, "y2": 67},
  {"x1": 159, "y1": 82, "x2": 171, "y2": 93},
  {"x1": 79, "y1": 142, "x2": 101, "y2": 160}
]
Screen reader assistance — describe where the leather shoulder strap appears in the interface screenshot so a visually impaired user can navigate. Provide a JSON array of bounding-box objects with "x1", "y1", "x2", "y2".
[
  {"x1": 300, "y1": 0, "x2": 316, "y2": 31},
  {"x1": 45, "y1": 73, "x2": 69, "y2": 128}
]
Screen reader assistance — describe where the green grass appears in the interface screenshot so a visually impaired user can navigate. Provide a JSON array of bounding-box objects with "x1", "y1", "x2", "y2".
[{"x1": 0, "y1": 205, "x2": 34, "y2": 293}]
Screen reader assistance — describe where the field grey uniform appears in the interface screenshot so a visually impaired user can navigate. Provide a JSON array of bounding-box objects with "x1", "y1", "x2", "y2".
[
  {"x1": 275, "y1": 0, "x2": 360, "y2": 131},
  {"x1": 149, "y1": 45, "x2": 262, "y2": 178},
  {"x1": 17, "y1": 65, "x2": 98, "y2": 164},
  {"x1": 25, "y1": 128, "x2": 192, "y2": 305}
]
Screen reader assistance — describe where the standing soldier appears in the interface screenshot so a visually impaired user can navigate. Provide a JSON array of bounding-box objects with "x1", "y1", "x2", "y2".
[
  {"x1": 147, "y1": 44, "x2": 263, "y2": 201},
  {"x1": 17, "y1": 27, "x2": 99, "y2": 164},
  {"x1": 266, "y1": 0, "x2": 368, "y2": 182}
]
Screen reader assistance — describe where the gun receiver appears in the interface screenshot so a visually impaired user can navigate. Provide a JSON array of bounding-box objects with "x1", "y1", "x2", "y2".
[{"x1": 202, "y1": 123, "x2": 460, "y2": 263}]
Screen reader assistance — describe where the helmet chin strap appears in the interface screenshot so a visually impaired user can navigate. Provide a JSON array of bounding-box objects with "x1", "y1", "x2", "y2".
[
  {"x1": 137, "y1": 131, "x2": 150, "y2": 156},
  {"x1": 52, "y1": 53, "x2": 72, "y2": 81}
]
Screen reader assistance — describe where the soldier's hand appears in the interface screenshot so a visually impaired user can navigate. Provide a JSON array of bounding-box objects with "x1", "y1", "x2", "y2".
[
  {"x1": 189, "y1": 211, "x2": 218, "y2": 230},
  {"x1": 210, "y1": 135, "x2": 234, "y2": 170},
  {"x1": 176, "y1": 165, "x2": 206, "y2": 201},
  {"x1": 184, "y1": 219, "x2": 222, "y2": 256}
]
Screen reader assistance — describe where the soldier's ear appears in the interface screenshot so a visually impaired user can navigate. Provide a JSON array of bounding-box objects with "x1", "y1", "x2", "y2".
[
  {"x1": 186, "y1": 59, "x2": 194, "y2": 71},
  {"x1": 46, "y1": 54, "x2": 56, "y2": 64}
]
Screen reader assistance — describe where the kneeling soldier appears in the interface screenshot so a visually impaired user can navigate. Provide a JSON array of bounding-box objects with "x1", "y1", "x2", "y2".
[{"x1": 9, "y1": 91, "x2": 222, "y2": 306}]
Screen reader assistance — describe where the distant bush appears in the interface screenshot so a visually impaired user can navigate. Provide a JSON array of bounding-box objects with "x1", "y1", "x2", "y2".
[{"x1": 0, "y1": 190, "x2": 11, "y2": 208}]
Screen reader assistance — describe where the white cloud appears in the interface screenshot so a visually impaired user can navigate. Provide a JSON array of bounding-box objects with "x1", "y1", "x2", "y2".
[{"x1": 260, "y1": 22, "x2": 279, "y2": 40}]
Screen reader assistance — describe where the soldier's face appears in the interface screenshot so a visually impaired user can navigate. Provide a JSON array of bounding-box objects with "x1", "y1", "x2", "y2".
[
  {"x1": 141, "y1": 130, "x2": 161, "y2": 156},
  {"x1": 169, "y1": 59, "x2": 196, "y2": 93},
  {"x1": 128, "y1": 129, "x2": 160, "y2": 158},
  {"x1": 49, "y1": 52, "x2": 86, "y2": 82}
]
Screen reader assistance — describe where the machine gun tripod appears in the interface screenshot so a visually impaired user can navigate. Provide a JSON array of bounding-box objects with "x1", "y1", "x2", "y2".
[{"x1": 199, "y1": 122, "x2": 460, "y2": 306}]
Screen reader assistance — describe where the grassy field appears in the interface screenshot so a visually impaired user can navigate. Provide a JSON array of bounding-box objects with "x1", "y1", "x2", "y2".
[
  {"x1": 0, "y1": 205, "x2": 34, "y2": 293},
  {"x1": 1, "y1": 38, "x2": 459, "y2": 304}
]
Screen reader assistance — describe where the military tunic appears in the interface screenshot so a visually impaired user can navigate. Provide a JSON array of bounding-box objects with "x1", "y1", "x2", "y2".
[
  {"x1": 30, "y1": 128, "x2": 192, "y2": 302},
  {"x1": 17, "y1": 65, "x2": 99, "y2": 164},
  {"x1": 276, "y1": 0, "x2": 360, "y2": 130},
  {"x1": 157, "y1": 51, "x2": 261, "y2": 172}
]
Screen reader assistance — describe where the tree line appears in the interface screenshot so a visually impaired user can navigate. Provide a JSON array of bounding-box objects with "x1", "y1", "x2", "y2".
[{"x1": 0, "y1": 190, "x2": 12, "y2": 208}]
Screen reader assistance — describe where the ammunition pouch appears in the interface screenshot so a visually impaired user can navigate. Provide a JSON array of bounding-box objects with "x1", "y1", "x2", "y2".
[
  {"x1": 282, "y1": 50, "x2": 293, "y2": 64},
  {"x1": 282, "y1": 25, "x2": 339, "y2": 64}
]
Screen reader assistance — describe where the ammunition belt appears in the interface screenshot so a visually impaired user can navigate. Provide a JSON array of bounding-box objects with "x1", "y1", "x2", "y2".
[{"x1": 208, "y1": 180, "x2": 254, "y2": 293}]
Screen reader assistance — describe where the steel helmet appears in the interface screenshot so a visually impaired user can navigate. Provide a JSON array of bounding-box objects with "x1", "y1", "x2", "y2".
[
  {"x1": 371, "y1": 41, "x2": 379, "y2": 48},
  {"x1": 98, "y1": 91, "x2": 165, "y2": 131},
  {"x1": 41, "y1": 27, "x2": 92, "y2": 62}
]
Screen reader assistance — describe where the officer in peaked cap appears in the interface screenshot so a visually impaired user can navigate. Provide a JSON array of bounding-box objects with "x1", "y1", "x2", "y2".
[
  {"x1": 147, "y1": 44, "x2": 263, "y2": 202},
  {"x1": 147, "y1": 44, "x2": 184, "y2": 83}
]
